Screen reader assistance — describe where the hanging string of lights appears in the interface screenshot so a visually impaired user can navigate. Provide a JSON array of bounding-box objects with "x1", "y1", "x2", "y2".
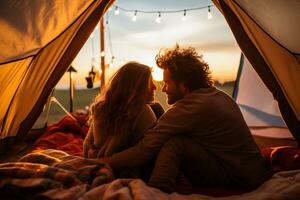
[
  {"x1": 103, "y1": 3, "x2": 215, "y2": 69},
  {"x1": 105, "y1": 13, "x2": 115, "y2": 68},
  {"x1": 112, "y1": 4, "x2": 215, "y2": 22}
]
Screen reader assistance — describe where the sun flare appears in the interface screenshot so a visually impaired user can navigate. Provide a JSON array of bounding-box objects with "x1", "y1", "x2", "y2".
[{"x1": 152, "y1": 66, "x2": 164, "y2": 81}]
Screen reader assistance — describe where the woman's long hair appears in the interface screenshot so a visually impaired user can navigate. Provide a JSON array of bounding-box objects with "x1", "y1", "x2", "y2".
[{"x1": 89, "y1": 62, "x2": 152, "y2": 136}]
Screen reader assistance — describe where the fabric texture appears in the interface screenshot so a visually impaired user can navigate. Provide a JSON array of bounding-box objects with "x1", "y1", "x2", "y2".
[
  {"x1": 79, "y1": 170, "x2": 300, "y2": 200},
  {"x1": 83, "y1": 104, "x2": 157, "y2": 158},
  {"x1": 0, "y1": 149, "x2": 114, "y2": 199},
  {"x1": 32, "y1": 112, "x2": 89, "y2": 156},
  {"x1": 262, "y1": 146, "x2": 300, "y2": 179}
]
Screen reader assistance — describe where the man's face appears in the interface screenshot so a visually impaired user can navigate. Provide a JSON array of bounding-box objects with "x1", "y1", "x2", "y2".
[{"x1": 162, "y1": 69, "x2": 186, "y2": 105}]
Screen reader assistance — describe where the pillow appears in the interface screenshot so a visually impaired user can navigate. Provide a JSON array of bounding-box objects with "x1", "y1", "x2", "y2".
[{"x1": 262, "y1": 146, "x2": 300, "y2": 179}]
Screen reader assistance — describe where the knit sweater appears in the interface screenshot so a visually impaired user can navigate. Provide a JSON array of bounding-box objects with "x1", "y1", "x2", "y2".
[{"x1": 83, "y1": 104, "x2": 157, "y2": 157}]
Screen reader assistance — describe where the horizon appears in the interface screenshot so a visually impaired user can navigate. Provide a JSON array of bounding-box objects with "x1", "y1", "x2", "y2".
[{"x1": 56, "y1": 0, "x2": 241, "y2": 89}]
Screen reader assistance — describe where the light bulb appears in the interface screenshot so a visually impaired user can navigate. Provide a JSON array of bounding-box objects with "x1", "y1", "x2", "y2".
[
  {"x1": 156, "y1": 12, "x2": 161, "y2": 24},
  {"x1": 110, "y1": 56, "x2": 115, "y2": 67},
  {"x1": 207, "y1": 6, "x2": 213, "y2": 19},
  {"x1": 114, "y1": 6, "x2": 119, "y2": 15},
  {"x1": 181, "y1": 10, "x2": 187, "y2": 21},
  {"x1": 132, "y1": 11, "x2": 137, "y2": 22}
]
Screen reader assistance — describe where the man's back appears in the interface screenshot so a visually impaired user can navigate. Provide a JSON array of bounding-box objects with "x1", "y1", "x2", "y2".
[{"x1": 171, "y1": 87, "x2": 265, "y2": 187}]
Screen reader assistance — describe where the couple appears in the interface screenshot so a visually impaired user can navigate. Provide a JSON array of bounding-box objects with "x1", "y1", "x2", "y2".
[{"x1": 83, "y1": 45, "x2": 266, "y2": 193}]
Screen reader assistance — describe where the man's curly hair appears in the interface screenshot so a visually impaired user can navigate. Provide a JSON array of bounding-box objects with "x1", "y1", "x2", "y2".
[{"x1": 155, "y1": 45, "x2": 213, "y2": 91}]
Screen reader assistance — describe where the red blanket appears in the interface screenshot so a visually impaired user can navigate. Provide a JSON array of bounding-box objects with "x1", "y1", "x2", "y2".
[{"x1": 32, "y1": 113, "x2": 89, "y2": 156}]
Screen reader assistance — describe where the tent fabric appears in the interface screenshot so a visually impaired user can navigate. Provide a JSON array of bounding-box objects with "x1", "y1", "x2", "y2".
[
  {"x1": 1, "y1": 0, "x2": 299, "y2": 145},
  {"x1": 233, "y1": 54, "x2": 293, "y2": 139},
  {"x1": 0, "y1": 0, "x2": 113, "y2": 142},
  {"x1": 0, "y1": 1, "x2": 92, "y2": 63},
  {"x1": 212, "y1": 0, "x2": 300, "y2": 143},
  {"x1": 234, "y1": 54, "x2": 286, "y2": 127}
]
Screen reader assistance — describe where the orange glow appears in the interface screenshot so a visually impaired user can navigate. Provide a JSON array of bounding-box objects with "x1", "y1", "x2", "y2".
[{"x1": 152, "y1": 66, "x2": 163, "y2": 81}]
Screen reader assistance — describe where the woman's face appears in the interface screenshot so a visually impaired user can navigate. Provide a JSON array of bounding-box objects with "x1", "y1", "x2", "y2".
[{"x1": 147, "y1": 75, "x2": 156, "y2": 102}]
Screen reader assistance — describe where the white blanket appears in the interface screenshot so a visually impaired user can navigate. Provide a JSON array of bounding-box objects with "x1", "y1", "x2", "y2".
[{"x1": 79, "y1": 170, "x2": 300, "y2": 200}]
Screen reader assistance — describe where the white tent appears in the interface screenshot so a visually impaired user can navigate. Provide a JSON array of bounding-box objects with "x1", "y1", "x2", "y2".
[
  {"x1": 233, "y1": 54, "x2": 293, "y2": 139},
  {"x1": 0, "y1": 0, "x2": 299, "y2": 150}
]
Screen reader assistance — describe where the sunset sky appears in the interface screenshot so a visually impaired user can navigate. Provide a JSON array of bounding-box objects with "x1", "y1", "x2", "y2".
[{"x1": 57, "y1": 0, "x2": 242, "y2": 89}]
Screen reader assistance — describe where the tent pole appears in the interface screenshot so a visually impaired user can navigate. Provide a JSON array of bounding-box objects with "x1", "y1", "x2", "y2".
[
  {"x1": 69, "y1": 71, "x2": 73, "y2": 112},
  {"x1": 100, "y1": 17, "x2": 105, "y2": 91}
]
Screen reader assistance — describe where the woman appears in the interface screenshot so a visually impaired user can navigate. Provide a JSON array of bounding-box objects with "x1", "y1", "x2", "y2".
[{"x1": 83, "y1": 62, "x2": 158, "y2": 159}]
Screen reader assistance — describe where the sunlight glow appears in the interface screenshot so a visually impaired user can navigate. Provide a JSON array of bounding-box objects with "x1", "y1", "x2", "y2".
[
  {"x1": 152, "y1": 66, "x2": 163, "y2": 81},
  {"x1": 57, "y1": 1, "x2": 241, "y2": 89}
]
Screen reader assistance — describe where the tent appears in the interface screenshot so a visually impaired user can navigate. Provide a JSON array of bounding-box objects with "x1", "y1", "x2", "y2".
[
  {"x1": 233, "y1": 54, "x2": 293, "y2": 139},
  {"x1": 212, "y1": 0, "x2": 300, "y2": 144},
  {"x1": 0, "y1": 0, "x2": 299, "y2": 151},
  {"x1": 0, "y1": 0, "x2": 114, "y2": 151}
]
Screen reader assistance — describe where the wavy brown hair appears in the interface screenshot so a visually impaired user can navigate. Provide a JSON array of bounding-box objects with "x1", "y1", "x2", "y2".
[
  {"x1": 156, "y1": 45, "x2": 213, "y2": 91},
  {"x1": 89, "y1": 62, "x2": 152, "y2": 136}
]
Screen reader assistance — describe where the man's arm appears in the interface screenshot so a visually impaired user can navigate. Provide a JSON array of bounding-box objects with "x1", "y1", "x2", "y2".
[{"x1": 108, "y1": 100, "x2": 198, "y2": 170}]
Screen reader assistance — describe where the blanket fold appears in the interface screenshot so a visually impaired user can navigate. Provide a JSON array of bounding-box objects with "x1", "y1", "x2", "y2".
[{"x1": 0, "y1": 149, "x2": 114, "y2": 200}]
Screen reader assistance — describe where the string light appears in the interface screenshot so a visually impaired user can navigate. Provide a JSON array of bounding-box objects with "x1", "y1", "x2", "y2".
[
  {"x1": 207, "y1": 6, "x2": 213, "y2": 19},
  {"x1": 132, "y1": 10, "x2": 137, "y2": 22},
  {"x1": 103, "y1": 4, "x2": 215, "y2": 73},
  {"x1": 111, "y1": 4, "x2": 214, "y2": 23},
  {"x1": 181, "y1": 10, "x2": 187, "y2": 21},
  {"x1": 156, "y1": 12, "x2": 161, "y2": 24},
  {"x1": 114, "y1": 6, "x2": 120, "y2": 15},
  {"x1": 109, "y1": 56, "x2": 115, "y2": 68}
]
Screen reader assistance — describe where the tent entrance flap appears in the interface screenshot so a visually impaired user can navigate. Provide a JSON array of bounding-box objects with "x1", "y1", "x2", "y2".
[
  {"x1": 0, "y1": 0, "x2": 114, "y2": 142},
  {"x1": 234, "y1": 54, "x2": 293, "y2": 139},
  {"x1": 213, "y1": 0, "x2": 300, "y2": 144}
]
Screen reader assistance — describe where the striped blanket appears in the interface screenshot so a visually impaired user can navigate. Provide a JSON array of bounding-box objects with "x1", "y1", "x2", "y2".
[{"x1": 0, "y1": 149, "x2": 114, "y2": 200}]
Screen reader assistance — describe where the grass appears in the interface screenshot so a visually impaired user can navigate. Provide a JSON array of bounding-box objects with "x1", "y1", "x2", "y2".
[{"x1": 33, "y1": 81, "x2": 234, "y2": 128}]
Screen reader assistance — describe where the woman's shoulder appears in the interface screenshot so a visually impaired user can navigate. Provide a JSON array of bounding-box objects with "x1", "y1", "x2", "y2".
[
  {"x1": 148, "y1": 102, "x2": 165, "y2": 119},
  {"x1": 134, "y1": 104, "x2": 157, "y2": 124},
  {"x1": 131, "y1": 104, "x2": 157, "y2": 134}
]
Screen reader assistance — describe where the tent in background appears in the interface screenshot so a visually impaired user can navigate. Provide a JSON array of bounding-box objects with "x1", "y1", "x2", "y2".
[
  {"x1": 213, "y1": 0, "x2": 300, "y2": 144},
  {"x1": 233, "y1": 54, "x2": 293, "y2": 139},
  {"x1": 0, "y1": 0, "x2": 113, "y2": 151}
]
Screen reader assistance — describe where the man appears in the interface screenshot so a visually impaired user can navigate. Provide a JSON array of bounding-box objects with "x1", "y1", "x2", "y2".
[{"x1": 103, "y1": 45, "x2": 266, "y2": 193}]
